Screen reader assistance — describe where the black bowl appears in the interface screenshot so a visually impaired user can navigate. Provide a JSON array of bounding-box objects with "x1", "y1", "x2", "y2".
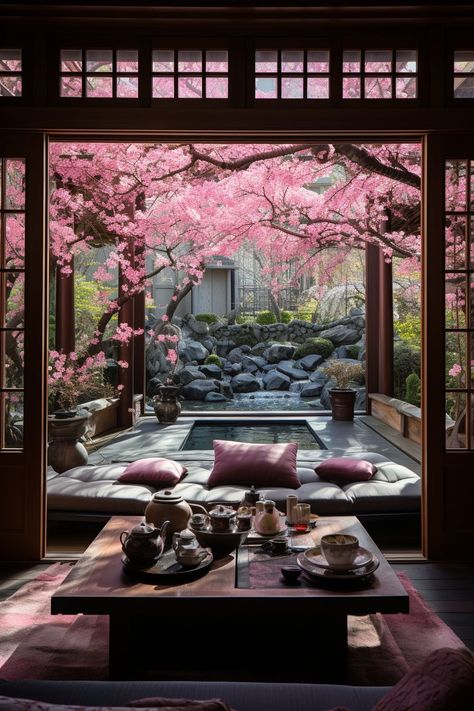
[
  {"x1": 281, "y1": 565, "x2": 302, "y2": 583},
  {"x1": 189, "y1": 524, "x2": 249, "y2": 558}
]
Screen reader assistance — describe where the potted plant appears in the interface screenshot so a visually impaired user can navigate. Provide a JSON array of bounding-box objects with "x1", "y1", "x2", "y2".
[{"x1": 323, "y1": 360, "x2": 365, "y2": 421}]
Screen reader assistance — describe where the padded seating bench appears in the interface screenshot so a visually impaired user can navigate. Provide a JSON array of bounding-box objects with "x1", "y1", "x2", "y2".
[{"x1": 47, "y1": 451, "x2": 420, "y2": 522}]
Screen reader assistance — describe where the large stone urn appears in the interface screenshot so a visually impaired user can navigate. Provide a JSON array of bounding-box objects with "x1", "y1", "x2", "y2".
[
  {"x1": 48, "y1": 411, "x2": 91, "y2": 473},
  {"x1": 153, "y1": 385, "x2": 181, "y2": 424}
]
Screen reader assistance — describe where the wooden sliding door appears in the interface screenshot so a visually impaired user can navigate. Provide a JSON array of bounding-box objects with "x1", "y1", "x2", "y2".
[{"x1": 0, "y1": 134, "x2": 48, "y2": 560}]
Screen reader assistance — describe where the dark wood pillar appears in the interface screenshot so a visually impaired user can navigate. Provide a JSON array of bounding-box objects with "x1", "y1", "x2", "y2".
[
  {"x1": 117, "y1": 241, "x2": 135, "y2": 428},
  {"x1": 365, "y1": 244, "x2": 393, "y2": 401},
  {"x1": 55, "y1": 259, "x2": 75, "y2": 354}
]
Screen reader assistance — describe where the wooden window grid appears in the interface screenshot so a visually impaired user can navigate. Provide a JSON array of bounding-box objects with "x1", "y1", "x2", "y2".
[
  {"x1": 254, "y1": 49, "x2": 330, "y2": 100},
  {"x1": 59, "y1": 49, "x2": 139, "y2": 99},
  {"x1": 453, "y1": 51, "x2": 474, "y2": 99},
  {"x1": 0, "y1": 49, "x2": 22, "y2": 97},
  {"x1": 342, "y1": 49, "x2": 417, "y2": 100},
  {"x1": 152, "y1": 49, "x2": 228, "y2": 99},
  {"x1": 0, "y1": 157, "x2": 25, "y2": 449}
]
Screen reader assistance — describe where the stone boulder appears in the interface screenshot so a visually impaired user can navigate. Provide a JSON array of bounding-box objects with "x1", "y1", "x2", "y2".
[
  {"x1": 198, "y1": 364, "x2": 223, "y2": 380},
  {"x1": 179, "y1": 340, "x2": 210, "y2": 363},
  {"x1": 230, "y1": 373, "x2": 260, "y2": 393},
  {"x1": 181, "y1": 380, "x2": 219, "y2": 400},
  {"x1": 319, "y1": 324, "x2": 360, "y2": 346},
  {"x1": 185, "y1": 315, "x2": 209, "y2": 337},
  {"x1": 300, "y1": 382, "x2": 324, "y2": 398},
  {"x1": 276, "y1": 360, "x2": 309, "y2": 380},
  {"x1": 223, "y1": 362, "x2": 242, "y2": 376},
  {"x1": 263, "y1": 370, "x2": 291, "y2": 391},
  {"x1": 263, "y1": 344, "x2": 296, "y2": 363},
  {"x1": 294, "y1": 354, "x2": 323, "y2": 371},
  {"x1": 204, "y1": 391, "x2": 229, "y2": 402},
  {"x1": 227, "y1": 346, "x2": 251, "y2": 363},
  {"x1": 178, "y1": 366, "x2": 206, "y2": 385},
  {"x1": 241, "y1": 355, "x2": 267, "y2": 372}
]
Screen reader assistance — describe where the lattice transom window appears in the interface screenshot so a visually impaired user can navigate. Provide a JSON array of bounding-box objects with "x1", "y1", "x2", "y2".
[
  {"x1": 342, "y1": 49, "x2": 417, "y2": 99},
  {"x1": 254, "y1": 50, "x2": 330, "y2": 99},
  {"x1": 454, "y1": 51, "x2": 474, "y2": 98},
  {"x1": 0, "y1": 50, "x2": 22, "y2": 97},
  {"x1": 152, "y1": 50, "x2": 228, "y2": 99},
  {"x1": 60, "y1": 49, "x2": 139, "y2": 98},
  {"x1": 0, "y1": 158, "x2": 25, "y2": 449},
  {"x1": 444, "y1": 159, "x2": 474, "y2": 450}
]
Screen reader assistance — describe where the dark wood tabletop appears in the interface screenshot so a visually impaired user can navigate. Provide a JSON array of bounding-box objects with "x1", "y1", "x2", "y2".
[{"x1": 51, "y1": 515, "x2": 409, "y2": 617}]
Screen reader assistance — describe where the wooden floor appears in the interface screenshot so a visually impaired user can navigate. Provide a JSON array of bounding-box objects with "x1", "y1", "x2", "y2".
[{"x1": 1, "y1": 559, "x2": 473, "y2": 655}]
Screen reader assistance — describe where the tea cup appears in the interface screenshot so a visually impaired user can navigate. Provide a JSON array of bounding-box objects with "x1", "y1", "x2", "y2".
[{"x1": 320, "y1": 534, "x2": 359, "y2": 570}]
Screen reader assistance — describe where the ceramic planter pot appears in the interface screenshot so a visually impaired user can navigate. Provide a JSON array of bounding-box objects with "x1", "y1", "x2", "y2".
[
  {"x1": 153, "y1": 385, "x2": 181, "y2": 424},
  {"x1": 329, "y1": 389, "x2": 357, "y2": 421}
]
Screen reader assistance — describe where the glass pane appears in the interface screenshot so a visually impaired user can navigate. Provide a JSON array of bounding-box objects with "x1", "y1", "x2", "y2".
[
  {"x1": 343, "y1": 77, "x2": 361, "y2": 98},
  {"x1": 116, "y1": 50, "x2": 138, "y2": 73},
  {"x1": 60, "y1": 76, "x2": 82, "y2": 97},
  {"x1": 0, "y1": 49, "x2": 21, "y2": 71},
  {"x1": 446, "y1": 332, "x2": 467, "y2": 389},
  {"x1": 445, "y1": 273, "x2": 467, "y2": 328},
  {"x1": 396, "y1": 50, "x2": 417, "y2": 73},
  {"x1": 178, "y1": 51, "x2": 202, "y2": 72},
  {"x1": 307, "y1": 77, "x2": 329, "y2": 99},
  {"x1": 445, "y1": 160, "x2": 467, "y2": 211},
  {"x1": 86, "y1": 76, "x2": 113, "y2": 97},
  {"x1": 178, "y1": 76, "x2": 202, "y2": 98},
  {"x1": 281, "y1": 77, "x2": 303, "y2": 98},
  {"x1": 60, "y1": 49, "x2": 82, "y2": 72},
  {"x1": 454, "y1": 76, "x2": 474, "y2": 98},
  {"x1": 396, "y1": 77, "x2": 417, "y2": 98},
  {"x1": 152, "y1": 76, "x2": 174, "y2": 98},
  {"x1": 152, "y1": 50, "x2": 174, "y2": 73},
  {"x1": 2, "y1": 391, "x2": 24, "y2": 449},
  {"x1": 2, "y1": 272, "x2": 24, "y2": 328},
  {"x1": 0, "y1": 75, "x2": 22, "y2": 97},
  {"x1": 5, "y1": 159, "x2": 25, "y2": 209},
  {"x1": 445, "y1": 215, "x2": 467, "y2": 270},
  {"x1": 205, "y1": 76, "x2": 228, "y2": 98},
  {"x1": 206, "y1": 50, "x2": 228, "y2": 72},
  {"x1": 281, "y1": 50, "x2": 304, "y2": 73},
  {"x1": 307, "y1": 50, "x2": 329, "y2": 73},
  {"x1": 255, "y1": 76, "x2": 277, "y2": 99},
  {"x1": 86, "y1": 50, "x2": 113, "y2": 73},
  {"x1": 4, "y1": 214, "x2": 25, "y2": 269},
  {"x1": 365, "y1": 76, "x2": 392, "y2": 98},
  {"x1": 365, "y1": 50, "x2": 392, "y2": 73},
  {"x1": 255, "y1": 50, "x2": 278, "y2": 73},
  {"x1": 3, "y1": 330, "x2": 24, "y2": 388},
  {"x1": 116, "y1": 76, "x2": 138, "y2": 98},
  {"x1": 454, "y1": 50, "x2": 474, "y2": 73},
  {"x1": 343, "y1": 50, "x2": 361, "y2": 73},
  {"x1": 446, "y1": 392, "x2": 466, "y2": 449},
  {"x1": 470, "y1": 217, "x2": 474, "y2": 268}
]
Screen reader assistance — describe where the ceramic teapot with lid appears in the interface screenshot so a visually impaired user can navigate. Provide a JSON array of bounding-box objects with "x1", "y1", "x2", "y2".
[
  {"x1": 208, "y1": 504, "x2": 237, "y2": 532},
  {"x1": 145, "y1": 490, "x2": 207, "y2": 536},
  {"x1": 120, "y1": 520, "x2": 169, "y2": 566}
]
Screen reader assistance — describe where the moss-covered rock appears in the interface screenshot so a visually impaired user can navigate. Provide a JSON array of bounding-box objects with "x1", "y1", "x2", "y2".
[{"x1": 293, "y1": 337, "x2": 334, "y2": 360}]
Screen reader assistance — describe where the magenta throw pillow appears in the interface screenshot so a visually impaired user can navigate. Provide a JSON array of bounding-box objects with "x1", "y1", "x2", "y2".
[
  {"x1": 315, "y1": 457, "x2": 376, "y2": 485},
  {"x1": 118, "y1": 458, "x2": 187, "y2": 488},
  {"x1": 207, "y1": 440, "x2": 300, "y2": 489},
  {"x1": 372, "y1": 647, "x2": 474, "y2": 711}
]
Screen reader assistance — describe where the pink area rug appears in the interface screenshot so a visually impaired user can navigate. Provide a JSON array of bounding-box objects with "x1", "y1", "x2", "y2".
[{"x1": 0, "y1": 563, "x2": 466, "y2": 684}]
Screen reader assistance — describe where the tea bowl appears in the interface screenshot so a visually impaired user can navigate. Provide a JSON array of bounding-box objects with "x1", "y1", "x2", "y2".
[{"x1": 320, "y1": 533, "x2": 359, "y2": 570}]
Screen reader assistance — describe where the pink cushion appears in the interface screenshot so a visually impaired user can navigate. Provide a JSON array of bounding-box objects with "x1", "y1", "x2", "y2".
[
  {"x1": 373, "y1": 647, "x2": 474, "y2": 710},
  {"x1": 118, "y1": 458, "x2": 187, "y2": 488},
  {"x1": 315, "y1": 457, "x2": 376, "y2": 485},
  {"x1": 208, "y1": 440, "x2": 300, "y2": 489}
]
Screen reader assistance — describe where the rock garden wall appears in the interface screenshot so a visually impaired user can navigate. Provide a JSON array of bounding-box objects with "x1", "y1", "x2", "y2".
[{"x1": 146, "y1": 308, "x2": 366, "y2": 411}]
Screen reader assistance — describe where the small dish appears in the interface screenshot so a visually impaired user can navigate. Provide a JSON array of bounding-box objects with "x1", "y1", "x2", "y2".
[
  {"x1": 281, "y1": 565, "x2": 302, "y2": 583},
  {"x1": 296, "y1": 551, "x2": 380, "y2": 582},
  {"x1": 303, "y1": 545, "x2": 373, "y2": 572}
]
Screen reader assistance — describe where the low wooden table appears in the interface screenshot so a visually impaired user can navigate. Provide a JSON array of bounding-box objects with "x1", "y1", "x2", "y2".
[{"x1": 51, "y1": 515, "x2": 409, "y2": 682}]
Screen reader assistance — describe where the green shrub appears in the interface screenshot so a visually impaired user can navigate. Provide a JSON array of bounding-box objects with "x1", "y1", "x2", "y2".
[
  {"x1": 393, "y1": 342, "x2": 421, "y2": 399},
  {"x1": 295, "y1": 299, "x2": 318, "y2": 322},
  {"x1": 280, "y1": 310, "x2": 293, "y2": 324},
  {"x1": 394, "y1": 315, "x2": 421, "y2": 350},
  {"x1": 255, "y1": 310, "x2": 277, "y2": 325},
  {"x1": 195, "y1": 313, "x2": 219, "y2": 324},
  {"x1": 204, "y1": 354, "x2": 223, "y2": 368},
  {"x1": 405, "y1": 372, "x2": 421, "y2": 407},
  {"x1": 235, "y1": 314, "x2": 254, "y2": 324},
  {"x1": 346, "y1": 344, "x2": 360, "y2": 360},
  {"x1": 293, "y1": 336, "x2": 334, "y2": 360}
]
